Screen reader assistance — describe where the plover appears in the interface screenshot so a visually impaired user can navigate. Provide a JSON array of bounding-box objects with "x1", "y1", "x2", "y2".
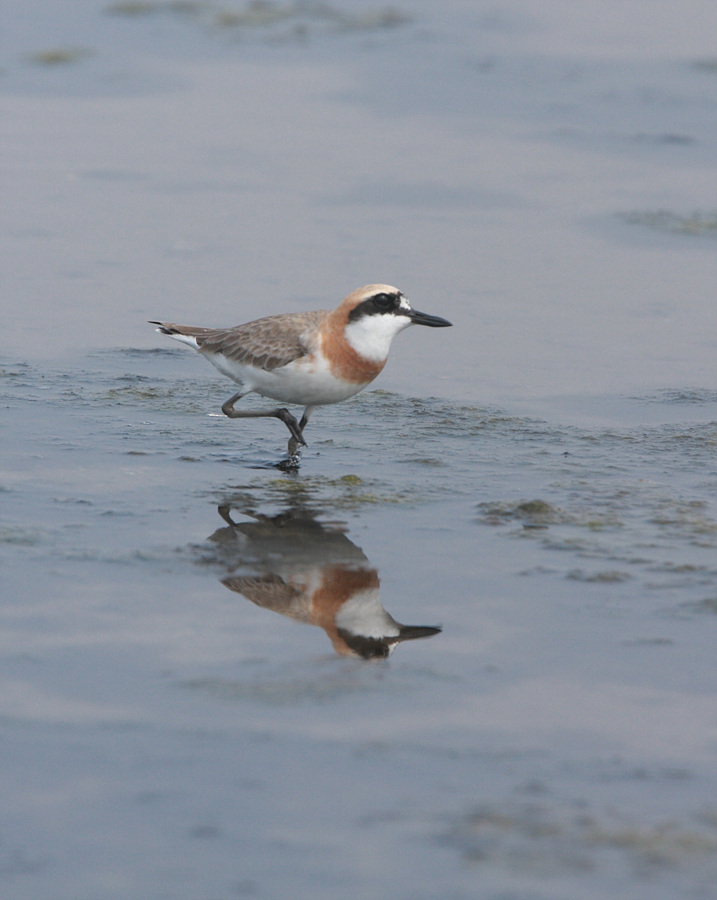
[{"x1": 151, "y1": 284, "x2": 451, "y2": 460}]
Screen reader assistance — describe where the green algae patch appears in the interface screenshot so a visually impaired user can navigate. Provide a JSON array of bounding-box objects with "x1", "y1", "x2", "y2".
[
  {"x1": 106, "y1": 0, "x2": 412, "y2": 35},
  {"x1": 29, "y1": 47, "x2": 94, "y2": 66},
  {"x1": 619, "y1": 210, "x2": 717, "y2": 236}
]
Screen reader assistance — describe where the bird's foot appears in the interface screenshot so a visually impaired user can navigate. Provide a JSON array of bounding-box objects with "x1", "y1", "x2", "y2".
[
  {"x1": 287, "y1": 434, "x2": 306, "y2": 458},
  {"x1": 276, "y1": 435, "x2": 304, "y2": 471},
  {"x1": 276, "y1": 452, "x2": 302, "y2": 472}
]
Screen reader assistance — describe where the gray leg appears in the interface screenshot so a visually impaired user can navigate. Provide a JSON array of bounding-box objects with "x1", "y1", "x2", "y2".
[
  {"x1": 222, "y1": 392, "x2": 306, "y2": 446},
  {"x1": 287, "y1": 406, "x2": 315, "y2": 457}
]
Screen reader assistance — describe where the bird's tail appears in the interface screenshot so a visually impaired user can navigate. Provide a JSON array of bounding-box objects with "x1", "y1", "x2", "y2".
[
  {"x1": 149, "y1": 320, "x2": 214, "y2": 350},
  {"x1": 149, "y1": 320, "x2": 177, "y2": 336}
]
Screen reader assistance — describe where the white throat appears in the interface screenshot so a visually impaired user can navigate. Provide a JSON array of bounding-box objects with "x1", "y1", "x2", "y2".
[{"x1": 344, "y1": 314, "x2": 412, "y2": 363}]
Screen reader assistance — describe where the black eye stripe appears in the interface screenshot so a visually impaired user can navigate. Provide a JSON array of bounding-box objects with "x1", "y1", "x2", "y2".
[{"x1": 348, "y1": 292, "x2": 403, "y2": 322}]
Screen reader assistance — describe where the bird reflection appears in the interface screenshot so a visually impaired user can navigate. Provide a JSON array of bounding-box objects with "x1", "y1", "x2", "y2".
[{"x1": 207, "y1": 504, "x2": 441, "y2": 659}]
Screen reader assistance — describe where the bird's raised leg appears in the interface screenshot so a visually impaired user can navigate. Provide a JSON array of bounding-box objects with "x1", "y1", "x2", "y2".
[{"x1": 221, "y1": 392, "x2": 306, "y2": 447}]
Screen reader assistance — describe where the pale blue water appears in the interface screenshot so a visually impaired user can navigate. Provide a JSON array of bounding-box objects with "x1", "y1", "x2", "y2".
[{"x1": 3, "y1": 3, "x2": 717, "y2": 898}]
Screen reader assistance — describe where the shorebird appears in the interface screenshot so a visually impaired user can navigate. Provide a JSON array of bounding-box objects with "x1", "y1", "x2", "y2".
[{"x1": 151, "y1": 284, "x2": 451, "y2": 460}]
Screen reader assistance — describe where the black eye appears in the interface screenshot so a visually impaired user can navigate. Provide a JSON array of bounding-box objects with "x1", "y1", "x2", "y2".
[{"x1": 372, "y1": 293, "x2": 393, "y2": 309}]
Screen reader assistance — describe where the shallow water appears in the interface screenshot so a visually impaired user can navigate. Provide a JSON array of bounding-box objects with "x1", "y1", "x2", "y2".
[
  {"x1": 4, "y1": 353, "x2": 717, "y2": 899},
  {"x1": 3, "y1": 2, "x2": 717, "y2": 899}
]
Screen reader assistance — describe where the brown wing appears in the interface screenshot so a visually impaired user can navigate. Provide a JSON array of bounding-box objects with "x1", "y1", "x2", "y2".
[
  {"x1": 151, "y1": 310, "x2": 328, "y2": 370},
  {"x1": 198, "y1": 310, "x2": 327, "y2": 370}
]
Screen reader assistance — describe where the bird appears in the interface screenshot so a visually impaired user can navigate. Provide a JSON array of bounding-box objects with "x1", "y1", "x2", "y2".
[{"x1": 150, "y1": 284, "x2": 451, "y2": 461}]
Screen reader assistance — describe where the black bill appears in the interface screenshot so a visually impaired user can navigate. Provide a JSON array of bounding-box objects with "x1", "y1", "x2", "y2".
[{"x1": 409, "y1": 309, "x2": 453, "y2": 327}]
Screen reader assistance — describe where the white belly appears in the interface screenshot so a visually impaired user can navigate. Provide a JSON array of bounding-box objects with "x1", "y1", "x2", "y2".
[{"x1": 206, "y1": 352, "x2": 369, "y2": 407}]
